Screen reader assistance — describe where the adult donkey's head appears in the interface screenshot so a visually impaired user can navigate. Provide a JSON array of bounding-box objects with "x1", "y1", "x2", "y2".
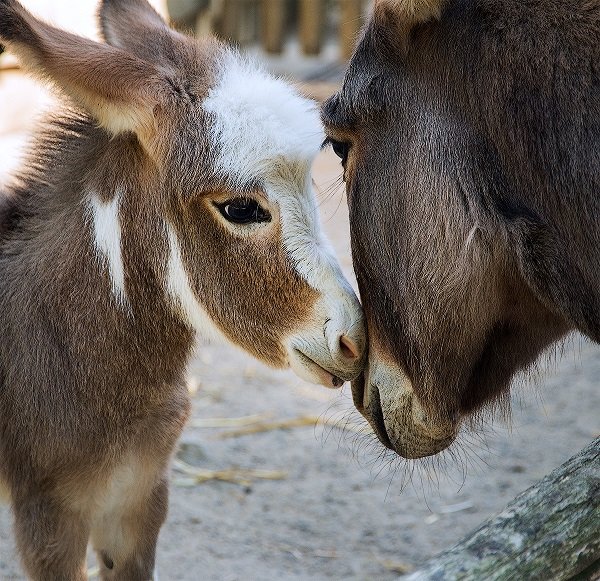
[{"x1": 322, "y1": 0, "x2": 600, "y2": 457}]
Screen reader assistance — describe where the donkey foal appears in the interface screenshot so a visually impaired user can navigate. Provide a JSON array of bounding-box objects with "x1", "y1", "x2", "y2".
[{"x1": 0, "y1": 0, "x2": 365, "y2": 578}]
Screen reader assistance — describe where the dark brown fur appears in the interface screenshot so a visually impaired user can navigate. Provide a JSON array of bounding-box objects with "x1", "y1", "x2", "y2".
[{"x1": 322, "y1": 0, "x2": 600, "y2": 456}]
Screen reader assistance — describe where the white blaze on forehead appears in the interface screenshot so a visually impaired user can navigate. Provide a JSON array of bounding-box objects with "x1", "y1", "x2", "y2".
[
  {"x1": 164, "y1": 221, "x2": 229, "y2": 344},
  {"x1": 203, "y1": 51, "x2": 363, "y2": 367},
  {"x1": 87, "y1": 191, "x2": 128, "y2": 307},
  {"x1": 203, "y1": 51, "x2": 324, "y2": 182},
  {"x1": 202, "y1": 51, "x2": 341, "y2": 290}
]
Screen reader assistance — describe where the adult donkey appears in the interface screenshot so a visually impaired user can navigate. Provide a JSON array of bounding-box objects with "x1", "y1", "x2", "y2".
[
  {"x1": 0, "y1": 0, "x2": 365, "y2": 578},
  {"x1": 322, "y1": 0, "x2": 599, "y2": 459}
]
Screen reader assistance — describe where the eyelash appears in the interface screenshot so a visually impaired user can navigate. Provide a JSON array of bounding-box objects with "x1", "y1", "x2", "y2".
[{"x1": 322, "y1": 137, "x2": 351, "y2": 165}]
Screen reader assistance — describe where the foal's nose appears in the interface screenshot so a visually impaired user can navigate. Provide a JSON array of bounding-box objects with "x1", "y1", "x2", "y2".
[
  {"x1": 339, "y1": 334, "x2": 362, "y2": 361},
  {"x1": 326, "y1": 318, "x2": 366, "y2": 370}
]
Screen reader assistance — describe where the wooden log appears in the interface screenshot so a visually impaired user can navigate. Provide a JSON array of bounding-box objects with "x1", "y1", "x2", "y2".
[
  {"x1": 339, "y1": 0, "x2": 362, "y2": 60},
  {"x1": 404, "y1": 437, "x2": 600, "y2": 581},
  {"x1": 299, "y1": 0, "x2": 324, "y2": 56},
  {"x1": 261, "y1": 0, "x2": 285, "y2": 54}
]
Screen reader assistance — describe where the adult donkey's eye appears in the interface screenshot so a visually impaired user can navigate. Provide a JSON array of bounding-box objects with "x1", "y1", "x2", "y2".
[
  {"x1": 324, "y1": 138, "x2": 351, "y2": 166},
  {"x1": 216, "y1": 198, "x2": 271, "y2": 225}
]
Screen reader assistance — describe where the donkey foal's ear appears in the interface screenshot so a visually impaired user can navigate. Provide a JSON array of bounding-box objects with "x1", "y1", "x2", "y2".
[
  {"x1": 0, "y1": 0, "x2": 168, "y2": 141},
  {"x1": 99, "y1": 0, "x2": 172, "y2": 61}
]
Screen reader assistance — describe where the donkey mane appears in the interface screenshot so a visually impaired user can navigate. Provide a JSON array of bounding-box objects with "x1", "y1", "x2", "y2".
[{"x1": 0, "y1": 113, "x2": 102, "y2": 243}]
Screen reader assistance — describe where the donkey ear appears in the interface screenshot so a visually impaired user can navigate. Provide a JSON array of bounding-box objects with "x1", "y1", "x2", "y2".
[
  {"x1": 0, "y1": 0, "x2": 168, "y2": 141},
  {"x1": 375, "y1": 0, "x2": 447, "y2": 27},
  {"x1": 99, "y1": 0, "x2": 174, "y2": 61}
]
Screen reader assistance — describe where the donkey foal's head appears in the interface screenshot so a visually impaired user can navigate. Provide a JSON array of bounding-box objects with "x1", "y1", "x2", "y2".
[{"x1": 0, "y1": 0, "x2": 365, "y2": 387}]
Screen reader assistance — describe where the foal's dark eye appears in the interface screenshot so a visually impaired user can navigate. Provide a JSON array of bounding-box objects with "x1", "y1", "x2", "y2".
[{"x1": 215, "y1": 198, "x2": 271, "y2": 225}]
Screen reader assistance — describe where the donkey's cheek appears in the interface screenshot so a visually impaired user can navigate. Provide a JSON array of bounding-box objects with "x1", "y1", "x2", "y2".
[{"x1": 167, "y1": 211, "x2": 318, "y2": 365}]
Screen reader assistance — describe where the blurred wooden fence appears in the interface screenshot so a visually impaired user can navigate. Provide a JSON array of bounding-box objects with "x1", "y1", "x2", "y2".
[{"x1": 169, "y1": 0, "x2": 366, "y2": 60}]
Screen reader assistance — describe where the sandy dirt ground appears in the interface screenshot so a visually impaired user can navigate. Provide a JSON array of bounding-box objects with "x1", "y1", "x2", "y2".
[{"x1": 0, "y1": 7, "x2": 599, "y2": 579}]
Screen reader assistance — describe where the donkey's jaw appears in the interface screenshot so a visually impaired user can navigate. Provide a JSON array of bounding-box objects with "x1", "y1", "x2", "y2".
[{"x1": 356, "y1": 355, "x2": 458, "y2": 459}]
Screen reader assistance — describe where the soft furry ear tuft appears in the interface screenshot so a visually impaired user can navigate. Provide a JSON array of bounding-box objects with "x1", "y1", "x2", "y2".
[
  {"x1": 0, "y1": 0, "x2": 168, "y2": 146},
  {"x1": 375, "y1": 0, "x2": 446, "y2": 26},
  {"x1": 99, "y1": 0, "x2": 174, "y2": 63}
]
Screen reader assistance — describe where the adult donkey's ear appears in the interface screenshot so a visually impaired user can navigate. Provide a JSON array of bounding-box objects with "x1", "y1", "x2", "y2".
[
  {"x1": 99, "y1": 0, "x2": 176, "y2": 63},
  {"x1": 0, "y1": 0, "x2": 170, "y2": 142},
  {"x1": 374, "y1": 0, "x2": 447, "y2": 30}
]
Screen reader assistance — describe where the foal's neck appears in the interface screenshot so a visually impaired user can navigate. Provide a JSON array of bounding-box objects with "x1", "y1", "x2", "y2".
[{"x1": 1, "y1": 116, "x2": 195, "y2": 398}]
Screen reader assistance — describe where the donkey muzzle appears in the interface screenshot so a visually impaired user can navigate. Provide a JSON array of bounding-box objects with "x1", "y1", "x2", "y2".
[
  {"x1": 355, "y1": 358, "x2": 458, "y2": 459},
  {"x1": 286, "y1": 294, "x2": 366, "y2": 388}
]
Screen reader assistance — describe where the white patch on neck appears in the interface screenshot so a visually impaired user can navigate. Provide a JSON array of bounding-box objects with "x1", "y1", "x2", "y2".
[
  {"x1": 164, "y1": 222, "x2": 229, "y2": 344},
  {"x1": 88, "y1": 191, "x2": 128, "y2": 308}
]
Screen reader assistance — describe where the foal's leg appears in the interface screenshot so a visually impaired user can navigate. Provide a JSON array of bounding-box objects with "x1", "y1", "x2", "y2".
[
  {"x1": 13, "y1": 492, "x2": 89, "y2": 581},
  {"x1": 91, "y1": 475, "x2": 169, "y2": 581}
]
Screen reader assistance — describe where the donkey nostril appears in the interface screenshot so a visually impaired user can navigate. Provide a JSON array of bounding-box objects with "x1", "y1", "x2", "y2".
[{"x1": 339, "y1": 334, "x2": 360, "y2": 361}]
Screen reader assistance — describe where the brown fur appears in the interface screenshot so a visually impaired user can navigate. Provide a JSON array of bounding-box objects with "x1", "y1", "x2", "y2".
[
  {"x1": 322, "y1": 0, "x2": 600, "y2": 456},
  {"x1": 375, "y1": 0, "x2": 446, "y2": 26},
  {"x1": 0, "y1": 0, "x2": 364, "y2": 577}
]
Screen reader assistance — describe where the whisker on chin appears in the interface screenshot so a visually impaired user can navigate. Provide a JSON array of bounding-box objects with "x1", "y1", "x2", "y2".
[{"x1": 315, "y1": 385, "x2": 515, "y2": 503}]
